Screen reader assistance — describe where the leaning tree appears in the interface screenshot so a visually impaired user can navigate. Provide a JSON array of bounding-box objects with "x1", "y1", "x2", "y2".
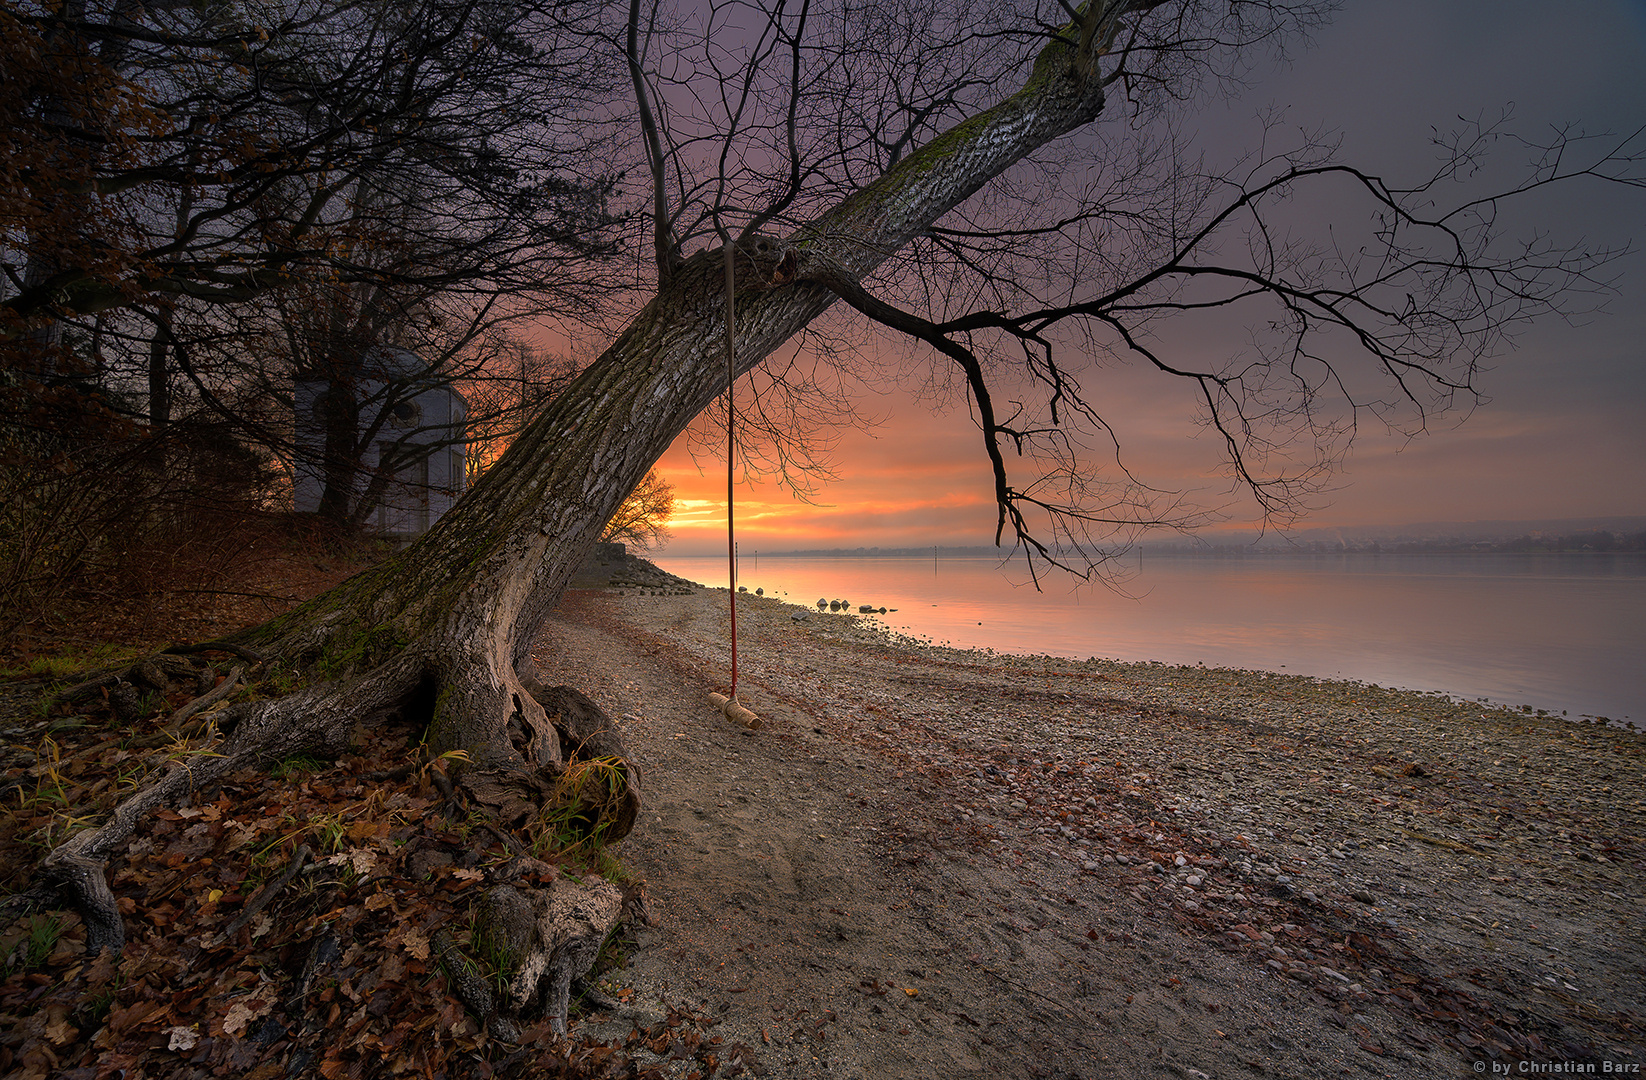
[{"x1": 14, "y1": 0, "x2": 1642, "y2": 1052}]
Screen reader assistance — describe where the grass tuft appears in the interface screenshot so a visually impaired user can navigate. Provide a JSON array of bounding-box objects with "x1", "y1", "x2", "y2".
[
  {"x1": 270, "y1": 752, "x2": 329, "y2": 779},
  {"x1": 1, "y1": 913, "x2": 64, "y2": 975},
  {"x1": 529, "y1": 757, "x2": 632, "y2": 857}
]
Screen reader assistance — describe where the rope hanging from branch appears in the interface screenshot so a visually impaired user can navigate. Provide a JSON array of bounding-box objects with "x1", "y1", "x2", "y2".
[
  {"x1": 722, "y1": 240, "x2": 740, "y2": 699},
  {"x1": 707, "y1": 235, "x2": 760, "y2": 730}
]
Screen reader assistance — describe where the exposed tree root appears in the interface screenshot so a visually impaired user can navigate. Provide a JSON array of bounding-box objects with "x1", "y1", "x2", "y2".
[
  {"x1": 55, "y1": 652, "x2": 254, "y2": 768},
  {"x1": 156, "y1": 663, "x2": 245, "y2": 736},
  {"x1": 40, "y1": 656, "x2": 420, "y2": 953},
  {"x1": 45, "y1": 752, "x2": 241, "y2": 953},
  {"x1": 161, "y1": 641, "x2": 268, "y2": 665},
  {"x1": 20, "y1": 639, "x2": 647, "y2": 1069},
  {"x1": 477, "y1": 876, "x2": 625, "y2": 1034}
]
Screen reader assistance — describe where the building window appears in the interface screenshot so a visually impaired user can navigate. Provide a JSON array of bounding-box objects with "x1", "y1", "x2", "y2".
[{"x1": 390, "y1": 399, "x2": 422, "y2": 428}]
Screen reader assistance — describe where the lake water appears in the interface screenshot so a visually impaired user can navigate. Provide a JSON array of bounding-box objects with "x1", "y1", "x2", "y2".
[{"x1": 651, "y1": 552, "x2": 1645, "y2": 725}]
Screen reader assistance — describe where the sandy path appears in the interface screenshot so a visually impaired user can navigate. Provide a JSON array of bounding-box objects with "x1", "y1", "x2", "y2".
[{"x1": 530, "y1": 588, "x2": 1469, "y2": 1080}]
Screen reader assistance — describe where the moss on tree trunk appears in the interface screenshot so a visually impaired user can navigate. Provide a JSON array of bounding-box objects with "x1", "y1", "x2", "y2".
[{"x1": 33, "y1": 10, "x2": 1115, "y2": 1003}]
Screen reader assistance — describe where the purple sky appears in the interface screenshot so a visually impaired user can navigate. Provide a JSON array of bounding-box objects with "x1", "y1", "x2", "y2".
[{"x1": 655, "y1": 0, "x2": 1646, "y2": 554}]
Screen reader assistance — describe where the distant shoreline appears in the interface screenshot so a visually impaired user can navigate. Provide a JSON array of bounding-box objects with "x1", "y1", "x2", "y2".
[
  {"x1": 642, "y1": 551, "x2": 1644, "y2": 726},
  {"x1": 660, "y1": 516, "x2": 1646, "y2": 560},
  {"x1": 671, "y1": 543, "x2": 1646, "y2": 559}
]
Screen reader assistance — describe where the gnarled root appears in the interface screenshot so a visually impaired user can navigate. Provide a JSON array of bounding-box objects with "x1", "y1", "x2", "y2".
[
  {"x1": 462, "y1": 682, "x2": 643, "y2": 847},
  {"x1": 39, "y1": 658, "x2": 417, "y2": 953},
  {"x1": 473, "y1": 877, "x2": 626, "y2": 1035},
  {"x1": 43, "y1": 752, "x2": 241, "y2": 953}
]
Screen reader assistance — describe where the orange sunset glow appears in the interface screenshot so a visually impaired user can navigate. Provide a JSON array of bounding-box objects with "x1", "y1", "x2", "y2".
[
  {"x1": 647, "y1": 311, "x2": 1646, "y2": 557},
  {"x1": 633, "y1": 2, "x2": 1646, "y2": 557},
  {"x1": 652, "y1": 393, "x2": 999, "y2": 553}
]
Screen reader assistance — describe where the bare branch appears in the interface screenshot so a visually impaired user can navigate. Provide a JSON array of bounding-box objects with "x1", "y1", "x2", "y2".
[{"x1": 628, "y1": 0, "x2": 682, "y2": 283}]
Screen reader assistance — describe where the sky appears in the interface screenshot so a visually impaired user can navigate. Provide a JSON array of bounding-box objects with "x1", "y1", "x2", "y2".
[{"x1": 650, "y1": 0, "x2": 1646, "y2": 556}]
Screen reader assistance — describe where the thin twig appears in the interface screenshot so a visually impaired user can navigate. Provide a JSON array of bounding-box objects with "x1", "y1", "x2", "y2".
[
  {"x1": 216, "y1": 844, "x2": 311, "y2": 946},
  {"x1": 160, "y1": 664, "x2": 244, "y2": 734}
]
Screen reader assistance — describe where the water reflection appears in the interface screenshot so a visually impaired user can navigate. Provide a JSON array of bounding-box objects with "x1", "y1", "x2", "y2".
[{"x1": 651, "y1": 553, "x2": 1644, "y2": 723}]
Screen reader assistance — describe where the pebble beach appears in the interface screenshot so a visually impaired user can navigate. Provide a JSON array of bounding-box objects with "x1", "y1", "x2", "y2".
[{"x1": 532, "y1": 554, "x2": 1646, "y2": 1075}]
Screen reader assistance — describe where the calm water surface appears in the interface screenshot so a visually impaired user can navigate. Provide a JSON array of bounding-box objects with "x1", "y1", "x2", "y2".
[{"x1": 651, "y1": 552, "x2": 1644, "y2": 724}]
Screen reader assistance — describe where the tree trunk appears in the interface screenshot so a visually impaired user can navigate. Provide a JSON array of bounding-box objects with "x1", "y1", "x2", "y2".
[
  {"x1": 146, "y1": 313, "x2": 172, "y2": 429},
  {"x1": 40, "y1": 6, "x2": 1112, "y2": 1012},
  {"x1": 315, "y1": 375, "x2": 364, "y2": 531}
]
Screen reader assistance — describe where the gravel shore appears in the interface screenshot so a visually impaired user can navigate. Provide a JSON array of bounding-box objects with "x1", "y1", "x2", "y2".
[{"x1": 540, "y1": 569, "x2": 1645, "y2": 1078}]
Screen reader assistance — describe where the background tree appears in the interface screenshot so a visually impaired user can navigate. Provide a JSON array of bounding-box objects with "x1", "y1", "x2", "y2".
[
  {"x1": 459, "y1": 342, "x2": 582, "y2": 486},
  {"x1": 600, "y1": 468, "x2": 676, "y2": 551},
  {"x1": 14, "y1": 0, "x2": 1641, "y2": 1056},
  {"x1": 1, "y1": 0, "x2": 623, "y2": 337},
  {"x1": 1, "y1": 0, "x2": 625, "y2": 517},
  {"x1": 0, "y1": 0, "x2": 628, "y2": 621}
]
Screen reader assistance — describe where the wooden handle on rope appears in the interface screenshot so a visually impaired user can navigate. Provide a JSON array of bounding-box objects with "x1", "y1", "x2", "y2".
[{"x1": 709, "y1": 692, "x2": 761, "y2": 729}]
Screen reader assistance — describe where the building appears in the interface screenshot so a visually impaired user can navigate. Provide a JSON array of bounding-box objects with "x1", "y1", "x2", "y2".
[{"x1": 292, "y1": 348, "x2": 467, "y2": 538}]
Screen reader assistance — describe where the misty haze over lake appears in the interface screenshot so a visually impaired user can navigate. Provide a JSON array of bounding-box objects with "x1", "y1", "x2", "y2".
[{"x1": 652, "y1": 551, "x2": 1644, "y2": 725}]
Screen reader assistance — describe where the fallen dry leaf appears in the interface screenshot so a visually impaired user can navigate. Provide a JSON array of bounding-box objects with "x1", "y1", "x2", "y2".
[
  {"x1": 43, "y1": 1006, "x2": 77, "y2": 1046},
  {"x1": 220, "y1": 991, "x2": 276, "y2": 1036},
  {"x1": 326, "y1": 847, "x2": 380, "y2": 875},
  {"x1": 398, "y1": 927, "x2": 431, "y2": 961},
  {"x1": 165, "y1": 1025, "x2": 200, "y2": 1052}
]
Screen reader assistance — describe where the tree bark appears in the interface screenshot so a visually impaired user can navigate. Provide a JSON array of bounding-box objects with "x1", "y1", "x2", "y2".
[
  {"x1": 44, "y1": 5, "x2": 1118, "y2": 957},
  {"x1": 294, "y1": 30, "x2": 1097, "y2": 738}
]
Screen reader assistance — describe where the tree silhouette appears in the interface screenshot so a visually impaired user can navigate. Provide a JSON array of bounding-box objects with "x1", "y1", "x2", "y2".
[{"x1": 10, "y1": 0, "x2": 1641, "y2": 1059}]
